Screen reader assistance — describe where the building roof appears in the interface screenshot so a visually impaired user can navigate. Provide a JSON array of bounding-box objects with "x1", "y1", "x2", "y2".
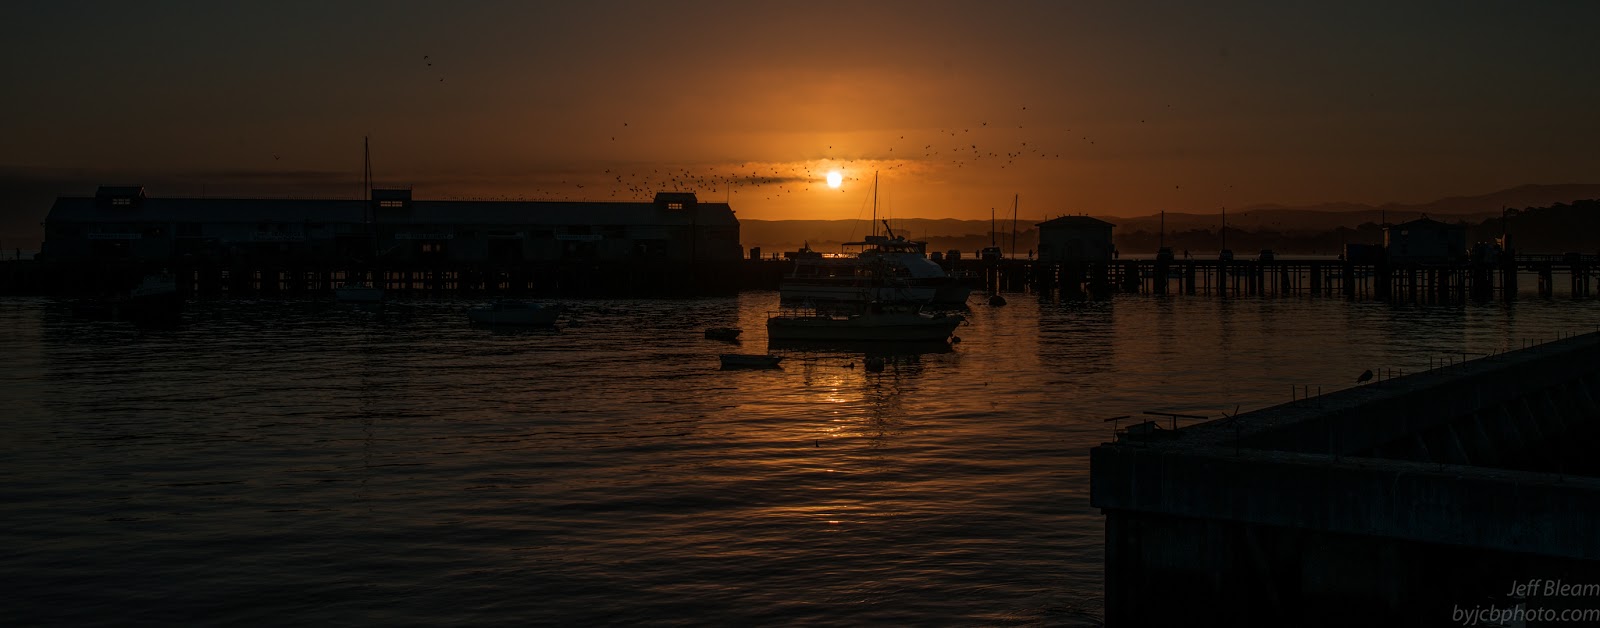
[
  {"x1": 1037, "y1": 215, "x2": 1115, "y2": 228},
  {"x1": 1387, "y1": 216, "x2": 1465, "y2": 231},
  {"x1": 46, "y1": 195, "x2": 738, "y2": 227}
]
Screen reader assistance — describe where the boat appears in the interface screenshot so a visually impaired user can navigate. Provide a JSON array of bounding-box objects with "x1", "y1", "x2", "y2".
[
  {"x1": 74, "y1": 271, "x2": 184, "y2": 322},
  {"x1": 468, "y1": 300, "x2": 562, "y2": 326},
  {"x1": 704, "y1": 327, "x2": 742, "y2": 340},
  {"x1": 767, "y1": 301, "x2": 963, "y2": 343},
  {"x1": 779, "y1": 173, "x2": 971, "y2": 305},
  {"x1": 336, "y1": 137, "x2": 386, "y2": 303},
  {"x1": 779, "y1": 249, "x2": 940, "y2": 304},
  {"x1": 719, "y1": 353, "x2": 783, "y2": 369},
  {"x1": 334, "y1": 281, "x2": 385, "y2": 303},
  {"x1": 129, "y1": 271, "x2": 180, "y2": 307}
]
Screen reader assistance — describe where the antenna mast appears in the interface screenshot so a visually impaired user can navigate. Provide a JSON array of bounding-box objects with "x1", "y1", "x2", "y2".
[
  {"x1": 362, "y1": 136, "x2": 373, "y2": 222},
  {"x1": 871, "y1": 171, "x2": 879, "y2": 239},
  {"x1": 1010, "y1": 194, "x2": 1019, "y2": 258}
]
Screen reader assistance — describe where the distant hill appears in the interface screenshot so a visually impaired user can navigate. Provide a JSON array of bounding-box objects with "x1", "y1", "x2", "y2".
[
  {"x1": 1241, "y1": 183, "x2": 1600, "y2": 215},
  {"x1": 741, "y1": 184, "x2": 1600, "y2": 255},
  {"x1": 1103, "y1": 184, "x2": 1600, "y2": 234}
]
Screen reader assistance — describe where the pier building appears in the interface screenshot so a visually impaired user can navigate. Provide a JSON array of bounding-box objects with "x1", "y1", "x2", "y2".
[
  {"x1": 1384, "y1": 216, "x2": 1467, "y2": 263},
  {"x1": 1036, "y1": 215, "x2": 1116, "y2": 263},
  {"x1": 41, "y1": 187, "x2": 741, "y2": 265}
]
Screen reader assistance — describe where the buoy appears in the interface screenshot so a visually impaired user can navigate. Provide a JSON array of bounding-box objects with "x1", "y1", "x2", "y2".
[
  {"x1": 951, "y1": 335, "x2": 961, "y2": 344},
  {"x1": 988, "y1": 294, "x2": 1007, "y2": 306}
]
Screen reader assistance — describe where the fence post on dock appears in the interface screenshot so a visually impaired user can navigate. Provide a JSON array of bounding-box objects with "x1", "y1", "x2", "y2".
[
  {"x1": 1122, "y1": 261, "x2": 1140, "y2": 293},
  {"x1": 1373, "y1": 261, "x2": 1389, "y2": 300}
]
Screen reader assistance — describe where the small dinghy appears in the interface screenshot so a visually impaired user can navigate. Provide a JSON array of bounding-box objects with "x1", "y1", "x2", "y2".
[
  {"x1": 705, "y1": 327, "x2": 742, "y2": 341},
  {"x1": 719, "y1": 353, "x2": 783, "y2": 369}
]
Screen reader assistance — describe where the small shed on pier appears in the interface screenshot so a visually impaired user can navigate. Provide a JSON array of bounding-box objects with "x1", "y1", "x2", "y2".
[
  {"x1": 1384, "y1": 216, "x2": 1466, "y2": 263},
  {"x1": 1037, "y1": 215, "x2": 1115, "y2": 263}
]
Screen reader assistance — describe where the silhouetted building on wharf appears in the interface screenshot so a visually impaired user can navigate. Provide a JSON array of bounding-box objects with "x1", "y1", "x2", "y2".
[
  {"x1": 1384, "y1": 216, "x2": 1466, "y2": 263},
  {"x1": 42, "y1": 188, "x2": 742, "y2": 265},
  {"x1": 25, "y1": 187, "x2": 761, "y2": 297},
  {"x1": 1035, "y1": 215, "x2": 1116, "y2": 263}
]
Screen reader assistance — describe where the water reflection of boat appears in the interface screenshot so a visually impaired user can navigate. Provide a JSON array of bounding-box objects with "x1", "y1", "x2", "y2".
[
  {"x1": 719, "y1": 353, "x2": 783, "y2": 369},
  {"x1": 72, "y1": 272, "x2": 183, "y2": 322},
  {"x1": 767, "y1": 338, "x2": 955, "y2": 356},
  {"x1": 334, "y1": 280, "x2": 385, "y2": 303},
  {"x1": 767, "y1": 302, "x2": 962, "y2": 343},
  {"x1": 468, "y1": 300, "x2": 562, "y2": 326}
]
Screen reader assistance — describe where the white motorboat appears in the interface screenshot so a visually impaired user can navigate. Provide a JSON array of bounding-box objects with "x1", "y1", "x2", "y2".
[
  {"x1": 467, "y1": 300, "x2": 562, "y2": 326},
  {"x1": 704, "y1": 327, "x2": 742, "y2": 340},
  {"x1": 779, "y1": 231, "x2": 971, "y2": 305},
  {"x1": 779, "y1": 175, "x2": 970, "y2": 306}
]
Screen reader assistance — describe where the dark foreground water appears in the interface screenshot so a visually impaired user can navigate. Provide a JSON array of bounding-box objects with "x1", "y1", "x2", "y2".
[{"x1": 3, "y1": 293, "x2": 1598, "y2": 625}]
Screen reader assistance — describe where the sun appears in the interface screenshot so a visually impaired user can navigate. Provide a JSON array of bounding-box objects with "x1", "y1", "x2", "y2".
[{"x1": 826, "y1": 171, "x2": 843, "y2": 188}]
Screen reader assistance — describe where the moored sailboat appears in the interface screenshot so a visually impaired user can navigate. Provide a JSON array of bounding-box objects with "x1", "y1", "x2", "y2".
[{"x1": 336, "y1": 137, "x2": 386, "y2": 303}]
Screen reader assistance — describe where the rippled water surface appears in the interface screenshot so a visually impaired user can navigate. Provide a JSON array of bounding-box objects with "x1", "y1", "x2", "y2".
[{"x1": 3, "y1": 293, "x2": 1598, "y2": 625}]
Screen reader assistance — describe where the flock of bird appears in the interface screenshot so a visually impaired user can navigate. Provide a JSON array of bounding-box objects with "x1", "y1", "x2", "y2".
[
  {"x1": 267, "y1": 53, "x2": 1169, "y2": 204},
  {"x1": 487, "y1": 103, "x2": 1113, "y2": 203}
]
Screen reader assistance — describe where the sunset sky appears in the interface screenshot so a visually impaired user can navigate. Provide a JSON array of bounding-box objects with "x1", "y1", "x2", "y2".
[{"x1": 3, "y1": 0, "x2": 1598, "y2": 236}]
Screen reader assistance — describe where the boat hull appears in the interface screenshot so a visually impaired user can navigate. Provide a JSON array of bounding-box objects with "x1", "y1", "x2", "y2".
[
  {"x1": 779, "y1": 281, "x2": 937, "y2": 304},
  {"x1": 766, "y1": 313, "x2": 961, "y2": 342},
  {"x1": 719, "y1": 354, "x2": 783, "y2": 369},
  {"x1": 932, "y1": 283, "x2": 973, "y2": 305}
]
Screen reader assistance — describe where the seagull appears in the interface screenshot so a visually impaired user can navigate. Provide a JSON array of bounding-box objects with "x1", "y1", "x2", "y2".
[{"x1": 1357, "y1": 369, "x2": 1373, "y2": 383}]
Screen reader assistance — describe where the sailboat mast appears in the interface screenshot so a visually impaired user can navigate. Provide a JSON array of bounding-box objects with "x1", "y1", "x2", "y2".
[
  {"x1": 871, "y1": 171, "x2": 879, "y2": 239},
  {"x1": 1010, "y1": 194, "x2": 1019, "y2": 258},
  {"x1": 1221, "y1": 206, "x2": 1227, "y2": 252},
  {"x1": 1159, "y1": 211, "x2": 1166, "y2": 250}
]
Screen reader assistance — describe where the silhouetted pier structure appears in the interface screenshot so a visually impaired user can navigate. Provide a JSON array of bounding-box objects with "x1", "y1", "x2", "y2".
[
  {"x1": 3, "y1": 254, "x2": 1597, "y2": 301},
  {"x1": 952, "y1": 254, "x2": 1598, "y2": 301},
  {"x1": 0, "y1": 259, "x2": 784, "y2": 298},
  {"x1": 1091, "y1": 332, "x2": 1600, "y2": 625}
]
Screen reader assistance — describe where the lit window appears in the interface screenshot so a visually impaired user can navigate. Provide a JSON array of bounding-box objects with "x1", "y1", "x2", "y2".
[
  {"x1": 379, "y1": 200, "x2": 404, "y2": 208},
  {"x1": 667, "y1": 202, "x2": 683, "y2": 210},
  {"x1": 111, "y1": 198, "x2": 131, "y2": 206}
]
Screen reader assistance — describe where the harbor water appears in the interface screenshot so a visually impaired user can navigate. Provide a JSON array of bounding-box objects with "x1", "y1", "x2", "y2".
[{"x1": 3, "y1": 293, "x2": 1598, "y2": 625}]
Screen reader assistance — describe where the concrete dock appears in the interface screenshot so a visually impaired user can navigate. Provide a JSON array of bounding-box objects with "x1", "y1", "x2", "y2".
[{"x1": 1092, "y1": 333, "x2": 1600, "y2": 625}]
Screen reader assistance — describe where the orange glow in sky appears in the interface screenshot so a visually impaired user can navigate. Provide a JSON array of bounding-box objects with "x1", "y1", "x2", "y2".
[{"x1": 2, "y1": 2, "x2": 1597, "y2": 228}]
